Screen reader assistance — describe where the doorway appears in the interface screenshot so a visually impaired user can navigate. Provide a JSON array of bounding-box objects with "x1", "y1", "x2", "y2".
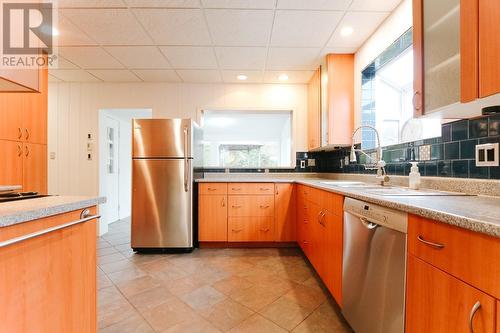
[{"x1": 98, "y1": 108, "x2": 152, "y2": 235}]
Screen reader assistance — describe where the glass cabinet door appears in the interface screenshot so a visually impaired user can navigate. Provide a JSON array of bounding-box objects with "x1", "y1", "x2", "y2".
[{"x1": 423, "y1": 0, "x2": 460, "y2": 112}]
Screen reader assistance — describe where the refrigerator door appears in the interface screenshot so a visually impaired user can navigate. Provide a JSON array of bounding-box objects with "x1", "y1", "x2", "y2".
[
  {"x1": 132, "y1": 119, "x2": 193, "y2": 158},
  {"x1": 131, "y1": 158, "x2": 192, "y2": 248}
]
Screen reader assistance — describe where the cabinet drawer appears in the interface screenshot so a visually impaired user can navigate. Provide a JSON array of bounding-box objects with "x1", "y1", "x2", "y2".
[
  {"x1": 228, "y1": 183, "x2": 274, "y2": 195},
  {"x1": 228, "y1": 195, "x2": 274, "y2": 217},
  {"x1": 304, "y1": 186, "x2": 343, "y2": 217},
  {"x1": 408, "y1": 214, "x2": 500, "y2": 298},
  {"x1": 228, "y1": 217, "x2": 274, "y2": 242},
  {"x1": 199, "y1": 183, "x2": 227, "y2": 195}
]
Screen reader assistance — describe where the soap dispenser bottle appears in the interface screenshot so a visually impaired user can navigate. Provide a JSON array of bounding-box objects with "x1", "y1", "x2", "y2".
[{"x1": 409, "y1": 162, "x2": 421, "y2": 190}]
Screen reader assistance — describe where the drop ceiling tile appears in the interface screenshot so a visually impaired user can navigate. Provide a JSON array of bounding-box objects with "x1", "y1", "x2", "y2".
[
  {"x1": 221, "y1": 70, "x2": 264, "y2": 83},
  {"x1": 104, "y1": 46, "x2": 171, "y2": 69},
  {"x1": 51, "y1": 56, "x2": 80, "y2": 69},
  {"x1": 271, "y1": 10, "x2": 343, "y2": 47},
  {"x1": 125, "y1": 0, "x2": 201, "y2": 7},
  {"x1": 177, "y1": 69, "x2": 222, "y2": 82},
  {"x1": 321, "y1": 47, "x2": 358, "y2": 55},
  {"x1": 48, "y1": 74, "x2": 62, "y2": 82},
  {"x1": 57, "y1": 0, "x2": 126, "y2": 7},
  {"x1": 133, "y1": 69, "x2": 182, "y2": 82},
  {"x1": 267, "y1": 47, "x2": 321, "y2": 70},
  {"x1": 133, "y1": 8, "x2": 211, "y2": 45},
  {"x1": 205, "y1": 9, "x2": 274, "y2": 46},
  {"x1": 87, "y1": 69, "x2": 142, "y2": 82},
  {"x1": 264, "y1": 70, "x2": 314, "y2": 83},
  {"x1": 61, "y1": 9, "x2": 152, "y2": 45},
  {"x1": 277, "y1": 0, "x2": 351, "y2": 10},
  {"x1": 59, "y1": 47, "x2": 124, "y2": 69},
  {"x1": 49, "y1": 69, "x2": 101, "y2": 82},
  {"x1": 201, "y1": 0, "x2": 276, "y2": 9},
  {"x1": 55, "y1": 12, "x2": 97, "y2": 46},
  {"x1": 215, "y1": 47, "x2": 267, "y2": 70},
  {"x1": 327, "y1": 11, "x2": 389, "y2": 48},
  {"x1": 160, "y1": 46, "x2": 217, "y2": 69},
  {"x1": 349, "y1": 0, "x2": 402, "y2": 12}
]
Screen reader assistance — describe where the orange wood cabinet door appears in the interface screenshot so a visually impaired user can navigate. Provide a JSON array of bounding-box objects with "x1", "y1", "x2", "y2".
[
  {"x1": 412, "y1": 0, "x2": 424, "y2": 117},
  {"x1": 479, "y1": 0, "x2": 500, "y2": 97},
  {"x1": 199, "y1": 183, "x2": 227, "y2": 195},
  {"x1": 307, "y1": 68, "x2": 321, "y2": 150},
  {"x1": 323, "y1": 210, "x2": 343, "y2": 305},
  {"x1": 274, "y1": 183, "x2": 296, "y2": 242},
  {"x1": 308, "y1": 201, "x2": 324, "y2": 277},
  {"x1": 406, "y1": 255, "x2": 496, "y2": 333},
  {"x1": 326, "y1": 54, "x2": 354, "y2": 146},
  {"x1": 22, "y1": 66, "x2": 48, "y2": 144},
  {"x1": 497, "y1": 300, "x2": 499, "y2": 333},
  {"x1": 0, "y1": 210, "x2": 97, "y2": 333},
  {"x1": 296, "y1": 186, "x2": 311, "y2": 254},
  {"x1": 198, "y1": 194, "x2": 228, "y2": 242},
  {"x1": 0, "y1": 94, "x2": 24, "y2": 141},
  {"x1": 228, "y1": 217, "x2": 274, "y2": 242},
  {"x1": 0, "y1": 140, "x2": 23, "y2": 187},
  {"x1": 460, "y1": 0, "x2": 479, "y2": 102},
  {"x1": 22, "y1": 143, "x2": 47, "y2": 194}
]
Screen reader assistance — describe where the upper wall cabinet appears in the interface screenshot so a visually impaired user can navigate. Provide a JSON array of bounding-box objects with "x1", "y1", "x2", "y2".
[
  {"x1": 413, "y1": 0, "x2": 500, "y2": 117},
  {"x1": 0, "y1": 68, "x2": 41, "y2": 92},
  {"x1": 307, "y1": 54, "x2": 354, "y2": 150}
]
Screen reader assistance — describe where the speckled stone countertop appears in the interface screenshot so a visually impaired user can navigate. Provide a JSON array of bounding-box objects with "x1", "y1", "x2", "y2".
[
  {"x1": 197, "y1": 175, "x2": 500, "y2": 238},
  {"x1": 0, "y1": 196, "x2": 106, "y2": 227}
]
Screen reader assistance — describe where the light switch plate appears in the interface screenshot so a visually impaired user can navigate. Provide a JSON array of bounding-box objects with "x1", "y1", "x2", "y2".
[
  {"x1": 475, "y1": 143, "x2": 499, "y2": 167},
  {"x1": 300, "y1": 160, "x2": 306, "y2": 168}
]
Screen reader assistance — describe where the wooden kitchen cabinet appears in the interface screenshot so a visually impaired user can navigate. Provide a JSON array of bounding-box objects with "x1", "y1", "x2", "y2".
[
  {"x1": 307, "y1": 68, "x2": 321, "y2": 150},
  {"x1": 323, "y1": 209, "x2": 343, "y2": 305},
  {"x1": 479, "y1": 0, "x2": 500, "y2": 97},
  {"x1": 0, "y1": 94, "x2": 24, "y2": 141},
  {"x1": 0, "y1": 207, "x2": 98, "y2": 333},
  {"x1": 198, "y1": 194, "x2": 227, "y2": 242},
  {"x1": 296, "y1": 185, "x2": 311, "y2": 255},
  {"x1": 406, "y1": 255, "x2": 496, "y2": 333},
  {"x1": 0, "y1": 140, "x2": 23, "y2": 187},
  {"x1": 274, "y1": 183, "x2": 296, "y2": 242},
  {"x1": 22, "y1": 143, "x2": 47, "y2": 194},
  {"x1": 22, "y1": 65, "x2": 48, "y2": 144}
]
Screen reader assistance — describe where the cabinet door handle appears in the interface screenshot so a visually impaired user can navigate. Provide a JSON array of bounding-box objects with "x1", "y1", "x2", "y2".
[
  {"x1": 24, "y1": 145, "x2": 29, "y2": 157},
  {"x1": 468, "y1": 301, "x2": 481, "y2": 333},
  {"x1": 259, "y1": 187, "x2": 269, "y2": 191},
  {"x1": 231, "y1": 188, "x2": 241, "y2": 191},
  {"x1": 231, "y1": 228, "x2": 243, "y2": 232},
  {"x1": 25, "y1": 128, "x2": 30, "y2": 140},
  {"x1": 17, "y1": 127, "x2": 22, "y2": 139},
  {"x1": 417, "y1": 235, "x2": 444, "y2": 249},
  {"x1": 17, "y1": 144, "x2": 22, "y2": 157},
  {"x1": 412, "y1": 91, "x2": 421, "y2": 111},
  {"x1": 232, "y1": 205, "x2": 241, "y2": 208},
  {"x1": 260, "y1": 228, "x2": 270, "y2": 232},
  {"x1": 260, "y1": 205, "x2": 269, "y2": 209},
  {"x1": 207, "y1": 188, "x2": 216, "y2": 191},
  {"x1": 221, "y1": 198, "x2": 225, "y2": 207}
]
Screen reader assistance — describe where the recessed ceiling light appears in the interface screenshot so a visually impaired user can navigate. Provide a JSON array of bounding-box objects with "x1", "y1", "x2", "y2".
[
  {"x1": 236, "y1": 74, "x2": 247, "y2": 81},
  {"x1": 278, "y1": 74, "x2": 289, "y2": 81},
  {"x1": 340, "y1": 26, "x2": 353, "y2": 37}
]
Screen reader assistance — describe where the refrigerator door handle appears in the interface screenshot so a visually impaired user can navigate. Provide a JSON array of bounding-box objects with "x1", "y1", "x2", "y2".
[{"x1": 183, "y1": 126, "x2": 189, "y2": 192}]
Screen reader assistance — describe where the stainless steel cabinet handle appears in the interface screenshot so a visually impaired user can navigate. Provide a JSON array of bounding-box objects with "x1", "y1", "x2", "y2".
[
  {"x1": 24, "y1": 145, "x2": 29, "y2": 157},
  {"x1": 417, "y1": 235, "x2": 445, "y2": 249},
  {"x1": 468, "y1": 301, "x2": 481, "y2": 333},
  {"x1": 17, "y1": 127, "x2": 22, "y2": 139},
  {"x1": 221, "y1": 198, "x2": 225, "y2": 207},
  {"x1": 232, "y1": 205, "x2": 241, "y2": 208},
  {"x1": 0, "y1": 214, "x2": 100, "y2": 248},
  {"x1": 25, "y1": 128, "x2": 30, "y2": 140},
  {"x1": 183, "y1": 127, "x2": 189, "y2": 192},
  {"x1": 231, "y1": 188, "x2": 241, "y2": 191},
  {"x1": 80, "y1": 208, "x2": 91, "y2": 219},
  {"x1": 260, "y1": 205, "x2": 269, "y2": 209},
  {"x1": 318, "y1": 210, "x2": 326, "y2": 226},
  {"x1": 260, "y1": 228, "x2": 270, "y2": 232},
  {"x1": 207, "y1": 188, "x2": 216, "y2": 191},
  {"x1": 17, "y1": 144, "x2": 22, "y2": 157},
  {"x1": 259, "y1": 188, "x2": 269, "y2": 191}
]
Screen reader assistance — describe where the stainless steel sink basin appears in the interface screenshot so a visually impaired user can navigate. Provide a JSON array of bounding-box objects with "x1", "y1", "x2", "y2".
[
  {"x1": 320, "y1": 181, "x2": 365, "y2": 186},
  {"x1": 365, "y1": 188, "x2": 471, "y2": 196}
]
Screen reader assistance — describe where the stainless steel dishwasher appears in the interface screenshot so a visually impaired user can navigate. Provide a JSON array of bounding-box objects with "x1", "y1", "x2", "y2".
[{"x1": 342, "y1": 198, "x2": 408, "y2": 333}]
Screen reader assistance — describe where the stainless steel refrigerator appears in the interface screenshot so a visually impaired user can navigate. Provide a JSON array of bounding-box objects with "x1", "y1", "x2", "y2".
[{"x1": 131, "y1": 119, "x2": 202, "y2": 251}]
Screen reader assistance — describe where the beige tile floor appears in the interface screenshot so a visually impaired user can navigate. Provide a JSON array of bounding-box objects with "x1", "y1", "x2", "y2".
[{"x1": 97, "y1": 218, "x2": 353, "y2": 333}]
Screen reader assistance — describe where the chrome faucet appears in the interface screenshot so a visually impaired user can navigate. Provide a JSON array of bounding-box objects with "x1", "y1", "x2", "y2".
[{"x1": 349, "y1": 125, "x2": 390, "y2": 186}]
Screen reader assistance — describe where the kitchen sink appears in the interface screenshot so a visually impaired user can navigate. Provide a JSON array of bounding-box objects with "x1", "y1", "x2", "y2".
[{"x1": 364, "y1": 188, "x2": 472, "y2": 196}]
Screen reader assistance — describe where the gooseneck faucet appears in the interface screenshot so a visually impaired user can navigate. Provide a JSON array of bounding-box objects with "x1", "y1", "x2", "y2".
[{"x1": 350, "y1": 125, "x2": 390, "y2": 186}]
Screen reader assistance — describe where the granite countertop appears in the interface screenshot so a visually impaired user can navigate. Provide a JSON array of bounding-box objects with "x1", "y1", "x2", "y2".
[
  {"x1": 197, "y1": 176, "x2": 500, "y2": 238},
  {"x1": 0, "y1": 195, "x2": 106, "y2": 228}
]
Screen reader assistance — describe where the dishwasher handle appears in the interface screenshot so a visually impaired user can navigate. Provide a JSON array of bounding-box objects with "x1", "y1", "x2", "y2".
[{"x1": 360, "y1": 217, "x2": 379, "y2": 230}]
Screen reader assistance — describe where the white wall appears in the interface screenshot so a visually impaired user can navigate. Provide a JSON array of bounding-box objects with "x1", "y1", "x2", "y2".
[
  {"x1": 354, "y1": 0, "x2": 413, "y2": 129},
  {"x1": 48, "y1": 82, "x2": 307, "y2": 196}
]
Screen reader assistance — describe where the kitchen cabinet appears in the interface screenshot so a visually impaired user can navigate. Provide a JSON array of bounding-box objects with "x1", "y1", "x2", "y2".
[
  {"x1": 0, "y1": 68, "x2": 41, "y2": 93},
  {"x1": 406, "y1": 255, "x2": 496, "y2": 333},
  {"x1": 274, "y1": 183, "x2": 296, "y2": 242},
  {"x1": 22, "y1": 143, "x2": 47, "y2": 194},
  {"x1": 0, "y1": 140, "x2": 23, "y2": 186},
  {"x1": 0, "y1": 94, "x2": 24, "y2": 141},
  {"x1": 0, "y1": 207, "x2": 98, "y2": 333},
  {"x1": 296, "y1": 185, "x2": 311, "y2": 255},
  {"x1": 228, "y1": 192, "x2": 275, "y2": 241},
  {"x1": 413, "y1": 0, "x2": 500, "y2": 116},
  {"x1": 307, "y1": 68, "x2": 321, "y2": 151},
  {"x1": 199, "y1": 194, "x2": 227, "y2": 242},
  {"x1": 479, "y1": 0, "x2": 500, "y2": 98},
  {"x1": 23, "y1": 63, "x2": 48, "y2": 144}
]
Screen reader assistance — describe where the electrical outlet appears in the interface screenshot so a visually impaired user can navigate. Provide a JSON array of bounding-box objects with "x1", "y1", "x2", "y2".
[
  {"x1": 419, "y1": 145, "x2": 431, "y2": 161},
  {"x1": 475, "y1": 143, "x2": 499, "y2": 167},
  {"x1": 300, "y1": 160, "x2": 306, "y2": 168},
  {"x1": 49, "y1": 152, "x2": 56, "y2": 160},
  {"x1": 307, "y1": 158, "x2": 316, "y2": 167}
]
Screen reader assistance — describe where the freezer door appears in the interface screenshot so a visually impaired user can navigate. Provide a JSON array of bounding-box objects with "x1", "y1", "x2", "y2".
[
  {"x1": 132, "y1": 159, "x2": 192, "y2": 248},
  {"x1": 132, "y1": 119, "x2": 193, "y2": 158}
]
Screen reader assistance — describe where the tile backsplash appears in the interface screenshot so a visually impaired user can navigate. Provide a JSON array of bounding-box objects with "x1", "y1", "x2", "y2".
[{"x1": 198, "y1": 114, "x2": 500, "y2": 180}]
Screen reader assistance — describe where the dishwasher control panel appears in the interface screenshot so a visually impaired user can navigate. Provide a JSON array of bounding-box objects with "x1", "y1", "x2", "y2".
[{"x1": 344, "y1": 197, "x2": 408, "y2": 233}]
